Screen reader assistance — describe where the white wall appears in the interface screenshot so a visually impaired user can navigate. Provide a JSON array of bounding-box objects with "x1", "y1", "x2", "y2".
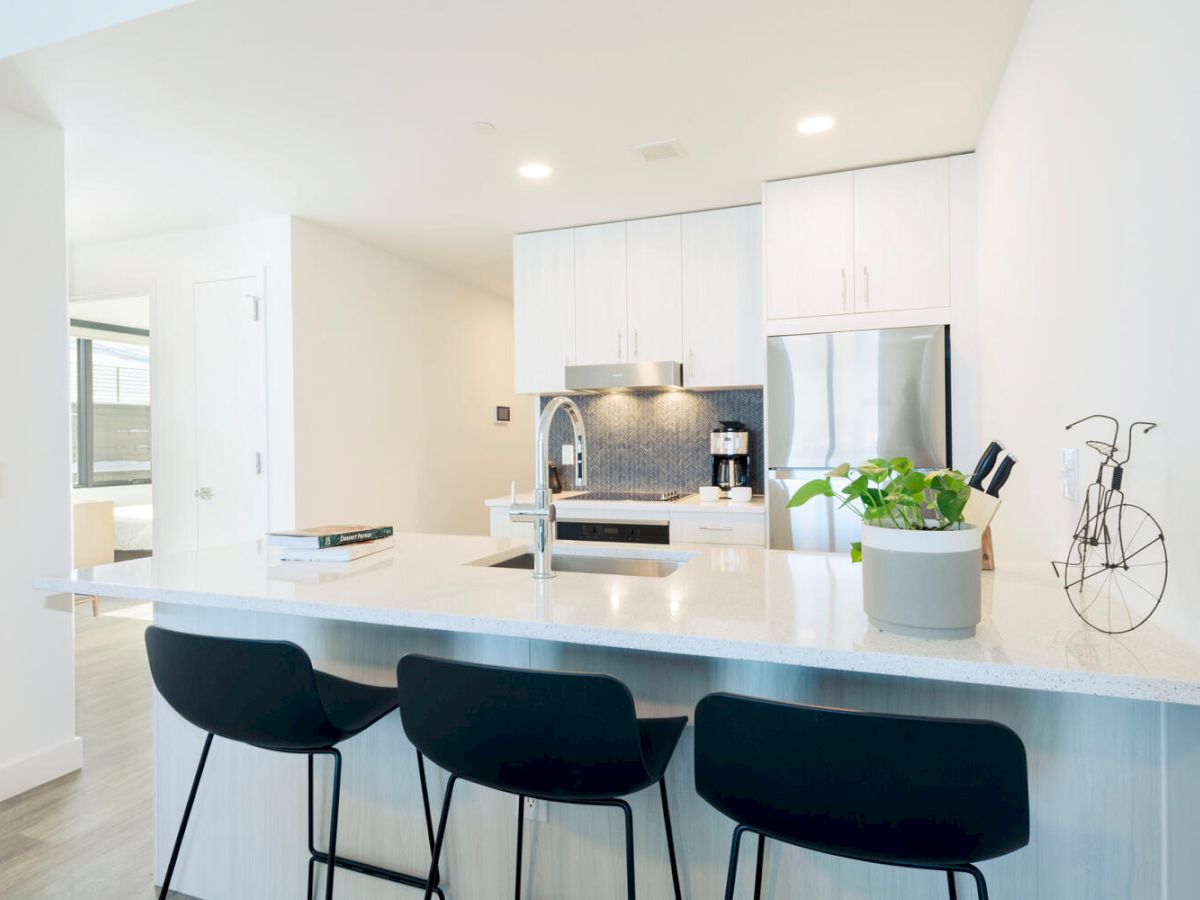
[
  {"x1": 0, "y1": 0, "x2": 193, "y2": 60},
  {"x1": 976, "y1": 0, "x2": 1200, "y2": 645},
  {"x1": 70, "y1": 219, "x2": 295, "y2": 553},
  {"x1": 72, "y1": 484, "x2": 152, "y2": 508},
  {"x1": 290, "y1": 219, "x2": 530, "y2": 535},
  {"x1": 0, "y1": 107, "x2": 81, "y2": 800}
]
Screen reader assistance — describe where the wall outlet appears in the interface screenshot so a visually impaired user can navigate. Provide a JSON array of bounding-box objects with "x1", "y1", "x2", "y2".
[
  {"x1": 1061, "y1": 448, "x2": 1078, "y2": 500},
  {"x1": 561, "y1": 444, "x2": 573, "y2": 466},
  {"x1": 522, "y1": 796, "x2": 548, "y2": 823}
]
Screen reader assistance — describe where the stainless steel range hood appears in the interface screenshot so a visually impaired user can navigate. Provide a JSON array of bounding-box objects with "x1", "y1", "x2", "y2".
[{"x1": 564, "y1": 361, "x2": 684, "y2": 392}]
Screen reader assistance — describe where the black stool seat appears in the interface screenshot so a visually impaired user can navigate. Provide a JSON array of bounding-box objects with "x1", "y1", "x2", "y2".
[
  {"x1": 695, "y1": 692, "x2": 1029, "y2": 900},
  {"x1": 145, "y1": 626, "x2": 442, "y2": 900},
  {"x1": 313, "y1": 671, "x2": 399, "y2": 742},
  {"x1": 398, "y1": 654, "x2": 686, "y2": 900}
]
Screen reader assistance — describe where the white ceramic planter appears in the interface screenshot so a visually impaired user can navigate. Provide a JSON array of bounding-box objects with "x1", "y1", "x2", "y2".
[{"x1": 861, "y1": 524, "x2": 982, "y2": 639}]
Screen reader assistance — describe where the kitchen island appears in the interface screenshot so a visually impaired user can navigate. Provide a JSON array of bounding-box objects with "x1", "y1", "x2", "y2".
[{"x1": 35, "y1": 535, "x2": 1200, "y2": 899}]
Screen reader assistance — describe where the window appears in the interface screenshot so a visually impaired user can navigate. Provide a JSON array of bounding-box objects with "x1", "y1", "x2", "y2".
[{"x1": 70, "y1": 335, "x2": 152, "y2": 486}]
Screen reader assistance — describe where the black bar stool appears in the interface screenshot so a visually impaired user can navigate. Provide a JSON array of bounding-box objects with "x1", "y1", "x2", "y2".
[
  {"x1": 396, "y1": 653, "x2": 687, "y2": 900},
  {"x1": 145, "y1": 626, "x2": 444, "y2": 900},
  {"x1": 694, "y1": 693, "x2": 1029, "y2": 900}
]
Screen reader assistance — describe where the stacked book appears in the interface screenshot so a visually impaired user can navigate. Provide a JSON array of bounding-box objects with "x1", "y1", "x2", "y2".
[{"x1": 267, "y1": 525, "x2": 394, "y2": 562}]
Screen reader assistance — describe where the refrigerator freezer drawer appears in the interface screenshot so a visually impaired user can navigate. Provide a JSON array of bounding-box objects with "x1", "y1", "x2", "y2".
[{"x1": 768, "y1": 472, "x2": 862, "y2": 552}]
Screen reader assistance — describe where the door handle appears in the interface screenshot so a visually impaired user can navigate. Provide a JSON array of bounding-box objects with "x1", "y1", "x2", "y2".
[
  {"x1": 863, "y1": 266, "x2": 870, "y2": 308},
  {"x1": 617, "y1": 330, "x2": 623, "y2": 359},
  {"x1": 633, "y1": 329, "x2": 639, "y2": 359},
  {"x1": 194, "y1": 487, "x2": 214, "y2": 500}
]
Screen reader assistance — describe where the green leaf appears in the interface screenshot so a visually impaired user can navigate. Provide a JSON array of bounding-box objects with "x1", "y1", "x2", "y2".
[
  {"x1": 827, "y1": 462, "x2": 851, "y2": 478},
  {"x1": 899, "y1": 470, "x2": 928, "y2": 495},
  {"x1": 863, "y1": 504, "x2": 890, "y2": 520},
  {"x1": 850, "y1": 541, "x2": 863, "y2": 563},
  {"x1": 936, "y1": 486, "x2": 971, "y2": 523},
  {"x1": 788, "y1": 478, "x2": 833, "y2": 508},
  {"x1": 888, "y1": 457, "x2": 913, "y2": 475}
]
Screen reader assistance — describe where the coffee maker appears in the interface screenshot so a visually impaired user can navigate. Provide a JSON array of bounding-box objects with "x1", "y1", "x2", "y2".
[{"x1": 710, "y1": 421, "x2": 750, "y2": 493}]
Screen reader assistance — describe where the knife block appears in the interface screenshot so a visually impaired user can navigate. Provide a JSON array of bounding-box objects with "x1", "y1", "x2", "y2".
[
  {"x1": 963, "y1": 488, "x2": 1001, "y2": 572},
  {"x1": 981, "y1": 526, "x2": 995, "y2": 571}
]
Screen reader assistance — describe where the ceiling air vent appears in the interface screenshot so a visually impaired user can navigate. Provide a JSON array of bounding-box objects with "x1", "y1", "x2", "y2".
[{"x1": 630, "y1": 139, "x2": 684, "y2": 163}]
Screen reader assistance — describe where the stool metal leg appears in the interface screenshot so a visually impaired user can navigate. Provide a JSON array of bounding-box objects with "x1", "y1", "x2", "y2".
[
  {"x1": 514, "y1": 794, "x2": 525, "y2": 900},
  {"x1": 658, "y1": 779, "x2": 683, "y2": 900},
  {"x1": 618, "y1": 798, "x2": 635, "y2": 900},
  {"x1": 752, "y1": 832, "x2": 765, "y2": 900},
  {"x1": 159, "y1": 732, "x2": 213, "y2": 900},
  {"x1": 417, "y1": 752, "x2": 441, "y2": 888},
  {"x1": 947, "y1": 870, "x2": 958, "y2": 900},
  {"x1": 964, "y1": 864, "x2": 989, "y2": 900},
  {"x1": 324, "y1": 749, "x2": 343, "y2": 900},
  {"x1": 723, "y1": 824, "x2": 749, "y2": 900},
  {"x1": 424, "y1": 775, "x2": 458, "y2": 900}
]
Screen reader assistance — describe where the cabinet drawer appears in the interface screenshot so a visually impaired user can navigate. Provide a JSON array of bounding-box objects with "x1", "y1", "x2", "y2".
[{"x1": 669, "y1": 511, "x2": 764, "y2": 546}]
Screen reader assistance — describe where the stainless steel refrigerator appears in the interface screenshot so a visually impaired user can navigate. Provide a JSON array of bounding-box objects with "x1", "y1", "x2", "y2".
[{"x1": 767, "y1": 325, "x2": 950, "y2": 551}]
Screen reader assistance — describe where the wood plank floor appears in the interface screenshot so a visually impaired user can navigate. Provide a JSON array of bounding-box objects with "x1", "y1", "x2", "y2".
[{"x1": 0, "y1": 601, "x2": 193, "y2": 899}]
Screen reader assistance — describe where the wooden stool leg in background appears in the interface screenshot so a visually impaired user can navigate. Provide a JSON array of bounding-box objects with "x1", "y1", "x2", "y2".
[
  {"x1": 981, "y1": 527, "x2": 995, "y2": 571},
  {"x1": 91, "y1": 595, "x2": 100, "y2": 617}
]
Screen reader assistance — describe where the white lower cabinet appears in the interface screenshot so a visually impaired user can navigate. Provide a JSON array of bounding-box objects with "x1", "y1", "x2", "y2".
[{"x1": 668, "y1": 510, "x2": 765, "y2": 546}]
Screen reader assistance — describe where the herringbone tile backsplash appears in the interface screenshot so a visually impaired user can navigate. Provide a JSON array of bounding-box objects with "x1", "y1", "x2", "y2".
[{"x1": 542, "y1": 390, "x2": 763, "y2": 494}]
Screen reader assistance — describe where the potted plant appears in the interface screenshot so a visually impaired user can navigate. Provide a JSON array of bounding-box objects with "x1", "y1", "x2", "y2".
[{"x1": 789, "y1": 458, "x2": 982, "y2": 639}]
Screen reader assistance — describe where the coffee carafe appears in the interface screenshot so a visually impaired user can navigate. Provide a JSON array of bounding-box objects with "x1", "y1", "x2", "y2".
[{"x1": 710, "y1": 421, "x2": 750, "y2": 493}]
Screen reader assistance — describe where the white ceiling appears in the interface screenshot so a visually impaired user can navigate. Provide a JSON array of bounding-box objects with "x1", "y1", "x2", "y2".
[{"x1": 0, "y1": 0, "x2": 1029, "y2": 298}]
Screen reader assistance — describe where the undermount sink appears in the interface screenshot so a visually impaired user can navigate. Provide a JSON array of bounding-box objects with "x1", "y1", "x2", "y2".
[{"x1": 472, "y1": 550, "x2": 688, "y2": 578}]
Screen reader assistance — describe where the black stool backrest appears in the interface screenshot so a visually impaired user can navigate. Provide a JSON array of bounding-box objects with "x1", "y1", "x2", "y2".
[
  {"x1": 695, "y1": 693, "x2": 1030, "y2": 866},
  {"x1": 397, "y1": 654, "x2": 650, "y2": 797},
  {"x1": 145, "y1": 625, "x2": 339, "y2": 751}
]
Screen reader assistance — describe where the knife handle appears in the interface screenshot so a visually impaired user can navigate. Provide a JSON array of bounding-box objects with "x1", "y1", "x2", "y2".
[
  {"x1": 970, "y1": 441, "x2": 1005, "y2": 490},
  {"x1": 986, "y1": 455, "x2": 1018, "y2": 497}
]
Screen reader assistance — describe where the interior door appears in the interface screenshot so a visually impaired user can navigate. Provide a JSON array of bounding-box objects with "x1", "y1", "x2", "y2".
[
  {"x1": 193, "y1": 276, "x2": 268, "y2": 549},
  {"x1": 626, "y1": 215, "x2": 682, "y2": 362},
  {"x1": 853, "y1": 157, "x2": 950, "y2": 312},
  {"x1": 764, "y1": 172, "x2": 854, "y2": 319},
  {"x1": 573, "y1": 221, "x2": 628, "y2": 365}
]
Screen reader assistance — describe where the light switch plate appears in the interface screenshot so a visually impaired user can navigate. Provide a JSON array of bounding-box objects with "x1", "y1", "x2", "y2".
[
  {"x1": 1061, "y1": 448, "x2": 1078, "y2": 500},
  {"x1": 561, "y1": 444, "x2": 573, "y2": 466},
  {"x1": 522, "y1": 796, "x2": 548, "y2": 822}
]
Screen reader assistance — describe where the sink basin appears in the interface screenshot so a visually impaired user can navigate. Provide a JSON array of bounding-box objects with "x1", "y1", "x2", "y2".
[{"x1": 474, "y1": 551, "x2": 685, "y2": 578}]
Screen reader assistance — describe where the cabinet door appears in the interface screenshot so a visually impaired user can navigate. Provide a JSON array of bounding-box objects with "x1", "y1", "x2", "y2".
[
  {"x1": 682, "y1": 205, "x2": 764, "y2": 388},
  {"x1": 626, "y1": 215, "x2": 682, "y2": 362},
  {"x1": 853, "y1": 157, "x2": 950, "y2": 312},
  {"x1": 764, "y1": 172, "x2": 854, "y2": 319},
  {"x1": 573, "y1": 221, "x2": 628, "y2": 365},
  {"x1": 513, "y1": 229, "x2": 575, "y2": 394}
]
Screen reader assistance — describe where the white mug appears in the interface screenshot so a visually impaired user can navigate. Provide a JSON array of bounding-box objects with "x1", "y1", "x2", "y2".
[
  {"x1": 729, "y1": 486, "x2": 752, "y2": 503},
  {"x1": 698, "y1": 486, "x2": 722, "y2": 502}
]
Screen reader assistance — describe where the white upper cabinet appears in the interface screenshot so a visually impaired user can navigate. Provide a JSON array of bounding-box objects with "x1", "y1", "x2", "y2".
[
  {"x1": 573, "y1": 221, "x2": 628, "y2": 365},
  {"x1": 764, "y1": 172, "x2": 854, "y2": 319},
  {"x1": 852, "y1": 157, "x2": 950, "y2": 312},
  {"x1": 682, "y1": 205, "x2": 764, "y2": 388},
  {"x1": 626, "y1": 215, "x2": 683, "y2": 362},
  {"x1": 513, "y1": 229, "x2": 575, "y2": 394}
]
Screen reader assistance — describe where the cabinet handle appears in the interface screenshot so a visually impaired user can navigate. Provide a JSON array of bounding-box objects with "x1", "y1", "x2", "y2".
[
  {"x1": 633, "y1": 329, "x2": 639, "y2": 359},
  {"x1": 699, "y1": 525, "x2": 734, "y2": 532},
  {"x1": 841, "y1": 268, "x2": 847, "y2": 311},
  {"x1": 617, "y1": 330, "x2": 622, "y2": 359},
  {"x1": 688, "y1": 349, "x2": 694, "y2": 380},
  {"x1": 863, "y1": 266, "x2": 870, "y2": 308}
]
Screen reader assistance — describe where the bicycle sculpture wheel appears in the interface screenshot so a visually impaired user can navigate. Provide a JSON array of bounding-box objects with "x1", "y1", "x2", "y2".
[{"x1": 1053, "y1": 415, "x2": 1167, "y2": 634}]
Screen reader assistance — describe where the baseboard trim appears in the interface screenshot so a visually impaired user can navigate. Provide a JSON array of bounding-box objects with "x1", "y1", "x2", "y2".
[{"x1": 0, "y1": 736, "x2": 84, "y2": 802}]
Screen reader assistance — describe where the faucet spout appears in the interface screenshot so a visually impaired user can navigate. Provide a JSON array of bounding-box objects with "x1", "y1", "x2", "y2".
[{"x1": 511, "y1": 397, "x2": 588, "y2": 579}]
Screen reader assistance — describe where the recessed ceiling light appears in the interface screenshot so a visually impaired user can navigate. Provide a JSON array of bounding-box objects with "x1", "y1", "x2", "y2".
[
  {"x1": 519, "y1": 162, "x2": 553, "y2": 180},
  {"x1": 796, "y1": 115, "x2": 835, "y2": 135}
]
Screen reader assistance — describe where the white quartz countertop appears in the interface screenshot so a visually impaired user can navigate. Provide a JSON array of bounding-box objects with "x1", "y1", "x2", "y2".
[
  {"x1": 33, "y1": 534, "x2": 1200, "y2": 706},
  {"x1": 485, "y1": 491, "x2": 766, "y2": 515}
]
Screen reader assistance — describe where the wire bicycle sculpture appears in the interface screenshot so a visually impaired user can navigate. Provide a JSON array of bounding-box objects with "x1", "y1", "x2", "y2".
[{"x1": 1051, "y1": 415, "x2": 1166, "y2": 634}]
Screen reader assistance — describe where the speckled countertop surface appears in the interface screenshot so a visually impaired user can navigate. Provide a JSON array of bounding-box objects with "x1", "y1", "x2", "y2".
[{"x1": 34, "y1": 534, "x2": 1200, "y2": 706}]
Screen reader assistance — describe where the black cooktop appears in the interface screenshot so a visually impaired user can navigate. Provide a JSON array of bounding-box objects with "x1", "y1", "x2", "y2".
[{"x1": 569, "y1": 490, "x2": 689, "y2": 502}]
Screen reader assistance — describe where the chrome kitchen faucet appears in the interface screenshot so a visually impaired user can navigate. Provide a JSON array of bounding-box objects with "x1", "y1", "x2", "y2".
[{"x1": 509, "y1": 397, "x2": 588, "y2": 578}]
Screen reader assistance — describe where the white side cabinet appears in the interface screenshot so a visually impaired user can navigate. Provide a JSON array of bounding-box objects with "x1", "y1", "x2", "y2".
[
  {"x1": 573, "y1": 221, "x2": 628, "y2": 365},
  {"x1": 626, "y1": 215, "x2": 683, "y2": 362},
  {"x1": 682, "y1": 205, "x2": 764, "y2": 388},
  {"x1": 513, "y1": 230, "x2": 575, "y2": 394}
]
